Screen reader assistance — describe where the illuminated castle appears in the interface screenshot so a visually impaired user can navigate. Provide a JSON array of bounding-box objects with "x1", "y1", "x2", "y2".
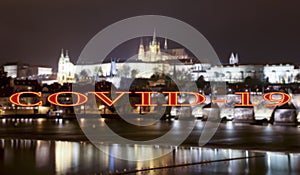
[{"x1": 57, "y1": 30, "x2": 300, "y2": 86}]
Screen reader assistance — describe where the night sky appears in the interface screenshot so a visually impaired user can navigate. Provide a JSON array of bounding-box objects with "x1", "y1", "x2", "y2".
[{"x1": 1, "y1": 0, "x2": 300, "y2": 70}]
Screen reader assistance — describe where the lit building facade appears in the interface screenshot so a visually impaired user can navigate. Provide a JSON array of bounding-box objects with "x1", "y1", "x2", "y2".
[
  {"x1": 3, "y1": 63, "x2": 52, "y2": 79},
  {"x1": 57, "y1": 49, "x2": 75, "y2": 84},
  {"x1": 206, "y1": 65, "x2": 264, "y2": 82},
  {"x1": 3, "y1": 64, "x2": 17, "y2": 78},
  {"x1": 264, "y1": 64, "x2": 297, "y2": 84}
]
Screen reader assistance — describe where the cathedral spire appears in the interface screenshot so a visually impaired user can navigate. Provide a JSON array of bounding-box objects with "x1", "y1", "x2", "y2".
[
  {"x1": 59, "y1": 48, "x2": 65, "y2": 63},
  {"x1": 229, "y1": 52, "x2": 235, "y2": 64},
  {"x1": 110, "y1": 59, "x2": 117, "y2": 76},
  {"x1": 65, "y1": 50, "x2": 70, "y2": 61},
  {"x1": 235, "y1": 53, "x2": 239, "y2": 64},
  {"x1": 152, "y1": 28, "x2": 156, "y2": 44},
  {"x1": 140, "y1": 37, "x2": 143, "y2": 45},
  {"x1": 164, "y1": 37, "x2": 168, "y2": 50},
  {"x1": 60, "y1": 48, "x2": 64, "y2": 58},
  {"x1": 65, "y1": 50, "x2": 69, "y2": 58},
  {"x1": 138, "y1": 37, "x2": 145, "y2": 61}
]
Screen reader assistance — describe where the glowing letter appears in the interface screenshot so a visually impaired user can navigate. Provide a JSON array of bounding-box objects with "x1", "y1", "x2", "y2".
[
  {"x1": 135, "y1": 92, "x2": 157, "y2": 106},
  {"x1": 9, "y1": 92, "x2": 42, "y2": 106},
  {"x1": 235, "y1": 92, "x2": 256, "y2": 107},
  {"x1": 263, "y1": 92, "x2": 291, "y2": 107},
  {"x1": 162, "y1": 92, "x2": 206, "y2": 106},
  {"x1": 89, "y1": 92, "x2": 131, "y2": 106},
  {"x1": 48, "y1": 91, "x2": 87, "y2": 106}
]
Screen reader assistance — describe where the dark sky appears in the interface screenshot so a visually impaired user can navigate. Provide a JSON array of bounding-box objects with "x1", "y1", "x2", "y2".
[{"x1": 1, "y1": 0, "x2": 300, "y2": 70}]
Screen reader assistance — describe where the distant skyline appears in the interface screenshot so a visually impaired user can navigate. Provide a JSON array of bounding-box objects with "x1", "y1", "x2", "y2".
[{"x1": 1, "y1": 0, "x2": 300, "y2": 70}]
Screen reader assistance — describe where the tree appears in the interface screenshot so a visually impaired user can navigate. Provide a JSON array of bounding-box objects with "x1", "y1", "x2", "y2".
[
  {"x1": 131, "y1": 69, "x2": 139, "y2": 78},
  {"x1": 196, "y1": 75, "x2": 206, "y2": 89},
  {"x1": 153, "y1": 67, "x2": 161, "y2": 74},
  {"x1": 295, "y1": 74, "x2": 300, "y2": 82},
  {"x1": 175, "y1": 70, "x2": 185, "y2": 80},
  {"x1": 120, "y1": 65, "x2": 131, "y2": 78},
  {"x1": 94, "y1": 66, "x2": 103, "y2": 76},
  {"x1": 80, "y1": 69, "x2": 88, "y2": 78},
  {"x1": 75, "y1": 74, "x2": 79, "y2": 81},
  {"x1": 244, "y1": 76, "x2": 263, "y2": 89},
  {"x1": 150, "y1": 73, "x2": 159, "y2": 80}
]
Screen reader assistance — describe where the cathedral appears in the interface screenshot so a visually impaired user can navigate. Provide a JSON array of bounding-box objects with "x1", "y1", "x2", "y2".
[
  {"x1": 137, "y1": 30, "x2": 190, "y2": 62},
  {"x1": 138, "y1": 29, "x2": 169, "y2": 62},
  {"x1": 57, "y1": 49, "x2": 75, "y2": 84}
]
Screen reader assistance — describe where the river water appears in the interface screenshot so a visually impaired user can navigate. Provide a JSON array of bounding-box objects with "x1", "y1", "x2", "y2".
[
  {"x1": 1, "y1": 118, "x2": 300, "y2": 174},
  {"x1": 0, "y1": 138, "x2": 299, "y2": 175}
]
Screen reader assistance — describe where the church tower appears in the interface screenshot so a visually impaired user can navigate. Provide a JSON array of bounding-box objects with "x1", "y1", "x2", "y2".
[
  {"x1": 235, "y1": 53, "x2": 239, "y2": 64},
  {"x1": 152, "y1": 28, "x2": 157, "y2": 45},
  {"x1": 57, "y1": 49, "x2": 65, "y2": 83},
  {"x1": 65, "y1": 50, "x2": 70, "y2": 61},
  {"x1": 229, "y1": 52, "x2": 235, "y2": 65},
  {"x1": 229, "y1": 52, "x2": 239, "y2": 65},
  {"x1": 110, "y1": 59, "x2": 117, "y2": 76},
  {"x1": 57, "y1": 49, "x2": 75, "y2": 84},
  {"x1": 148, "y1": 29, "x2": 162, "y2": 62},
  {"x1": 138, "y1": 38, "x2": 145, "y2": 61},
  {"x1": 164, "y1": 38, "x2": 168, "y2": 50}
]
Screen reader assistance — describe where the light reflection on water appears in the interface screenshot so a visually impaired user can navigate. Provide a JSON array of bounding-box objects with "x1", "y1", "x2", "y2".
[{"x1": 0, "y1": 139, "x2": 299, "y2": 174}]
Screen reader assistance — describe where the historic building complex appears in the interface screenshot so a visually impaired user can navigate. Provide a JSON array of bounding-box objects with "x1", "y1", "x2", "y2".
[{"x1": 55, "y1": 30, "x2": 300, "y2": 86}]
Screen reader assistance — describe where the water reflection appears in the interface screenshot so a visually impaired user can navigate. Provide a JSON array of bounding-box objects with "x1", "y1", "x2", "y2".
[
  {"x1": 0, "y1": 118, "x2": 63, "y2": 129},
  {"x1": 0, "y1": 139, "x2": 299, "y2": 174}
]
